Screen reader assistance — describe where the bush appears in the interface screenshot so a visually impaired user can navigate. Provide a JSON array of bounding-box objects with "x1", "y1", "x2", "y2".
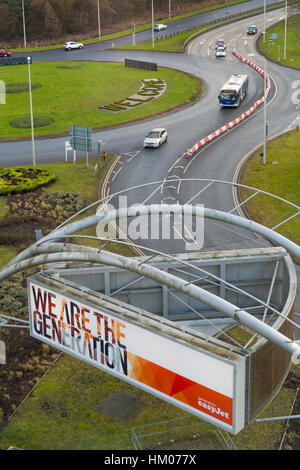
[
  {"x1": 6, "y1": 82, "x2": 41, "y2": 93},
  {"x1": 0, "y1": 167, "x2": 56, "y2": 195},
  {"x1": 9, "y1": 116, "x2": 54, "y2": 129}
]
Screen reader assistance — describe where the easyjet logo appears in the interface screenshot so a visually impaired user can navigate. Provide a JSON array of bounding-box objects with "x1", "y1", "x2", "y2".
[{"x1": 197, "y1": 399, "x2": 230, "y2": 420}]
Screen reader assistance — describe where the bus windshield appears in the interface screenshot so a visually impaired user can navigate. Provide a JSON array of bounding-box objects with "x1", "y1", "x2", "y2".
[{"x1": 219, "y1": 90, "x2": 237, "y2": 101}]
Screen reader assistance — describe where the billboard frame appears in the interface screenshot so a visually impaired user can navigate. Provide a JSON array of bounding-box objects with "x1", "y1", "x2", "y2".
[{"x1": 27, "y1": 272, "x2": 247, "y2": 434}]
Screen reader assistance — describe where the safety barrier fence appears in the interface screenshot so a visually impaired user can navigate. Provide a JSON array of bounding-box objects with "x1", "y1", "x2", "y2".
[
  {"x1": 185, "y1": 50, "x2": 271, "y2": 158},
  {"x1": 155, "y1": 1, "x2": 286, "y2": 43}
]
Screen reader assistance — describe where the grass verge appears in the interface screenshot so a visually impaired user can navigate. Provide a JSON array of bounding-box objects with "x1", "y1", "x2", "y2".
[
  {"x1": 0, "y1": 352, "x2": 295, "y2": 450},
  {"x1": 257, "y1": 13, "x2": 300, "y2": 69},
  {"x1": 0, "y1": 61, "x2": 202, "y2": 140},
  {"x1": 239, "y1": 128, "x2": 300, "y2": 246},
  {"x1": 117, "y1": 24, "x2": 210, "y2": 52},
  {"x1": 9, "y1": 0, "x2": 250, "y2": 53}
]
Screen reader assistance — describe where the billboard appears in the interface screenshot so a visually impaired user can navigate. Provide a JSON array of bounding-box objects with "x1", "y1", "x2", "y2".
[{"x1": 28, "y1": 274, "x2": 246, "y2": 434}]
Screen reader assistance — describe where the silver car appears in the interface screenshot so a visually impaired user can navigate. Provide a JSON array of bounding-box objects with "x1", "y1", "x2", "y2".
[{"x1": 144, "y1": 128, "x2": 168, "y2": 148}]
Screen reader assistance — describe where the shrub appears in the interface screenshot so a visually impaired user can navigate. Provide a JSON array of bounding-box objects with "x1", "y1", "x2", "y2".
[
  {"x1": 9, "y1": 116, "x2": 54, "y2": 129},
  {"x1": 0, "y1": 167, "x2": 56, "y2": 195},
  {"x1": 6, "y1": 82, "x2": 41, "y2": 93}
]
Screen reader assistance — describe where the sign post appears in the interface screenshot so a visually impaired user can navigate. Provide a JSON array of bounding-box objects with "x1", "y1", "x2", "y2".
[
  {"x1": 132, "y1": 23, "x2": 136, "y2": 47},
  {"x1": 70, "y1": 125, "x2": 92, "y2": 168}
]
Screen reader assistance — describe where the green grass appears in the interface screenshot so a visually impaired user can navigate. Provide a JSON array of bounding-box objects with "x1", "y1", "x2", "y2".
[
  {"x1": 0, "y1": 355, "x2": 192, "y2": 450},
  {"x1": 239, "y1": 128, "x2": 300, "y2": 246},
  {"x1": 117, "y1": 24, "x2": 210, "y2": 52},
  {"x1": 258, "y1": 13, "x2": 300, "y2": 69},
  {"x1": 0, "y1": 246, "x2": 17, "y2": 269},
  {"x1": 0, "y1": 353, "x2": 295, "y2": 450},
  {"x1": 0, "y1": 61, "x2": 202, "y2": 139}
]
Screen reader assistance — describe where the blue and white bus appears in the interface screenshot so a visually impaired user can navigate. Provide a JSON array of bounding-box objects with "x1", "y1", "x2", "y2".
[{"x1": 218, "y1": 74, "x2": 248, "y2": 107}]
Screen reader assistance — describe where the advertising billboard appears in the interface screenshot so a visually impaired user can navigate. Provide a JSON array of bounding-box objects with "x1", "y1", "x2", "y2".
[{"x1": 28, "y1": 274, "x2": 246, "y2": 434}]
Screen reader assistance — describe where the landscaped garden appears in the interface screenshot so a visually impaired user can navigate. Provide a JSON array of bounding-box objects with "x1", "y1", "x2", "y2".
[{"x1": 0, "y1": 61, "x2": 202, "y2": 139}]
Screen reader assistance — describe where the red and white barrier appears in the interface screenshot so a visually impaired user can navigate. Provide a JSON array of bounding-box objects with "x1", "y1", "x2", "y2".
[{"x1": 185, "y1": 50, "x2": 271, "y2": 158}]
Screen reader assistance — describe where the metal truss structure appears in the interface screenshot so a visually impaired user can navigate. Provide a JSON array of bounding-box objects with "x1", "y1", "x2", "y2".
[{"x1": 0, "y1": 178, "x2": 299, "y2": 362}]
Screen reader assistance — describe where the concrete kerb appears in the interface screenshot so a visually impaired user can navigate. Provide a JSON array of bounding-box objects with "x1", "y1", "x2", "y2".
[{"x1": 184, "y1": 50, "x2": 271, "y2": 159}]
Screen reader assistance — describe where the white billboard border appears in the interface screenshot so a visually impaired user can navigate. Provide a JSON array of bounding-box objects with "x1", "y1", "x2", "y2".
[{"x1": 27, "y1": 274, "x2": 246, "y2": 434}]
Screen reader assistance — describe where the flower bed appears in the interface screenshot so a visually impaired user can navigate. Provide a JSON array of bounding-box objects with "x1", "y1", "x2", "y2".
[{"x1": 0, "y1": 167, "x2": 56, "y2": 195}]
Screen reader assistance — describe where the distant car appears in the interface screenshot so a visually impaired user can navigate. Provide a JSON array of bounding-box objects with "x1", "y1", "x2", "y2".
[
  {"x1": 153, "y1": 24, "x2": 167, "y2": 31},
  {"x1": 0, "y1": 49, "x2": 11, "y2": 57},
  {"x1": 144, "y1": 128, "x2": 168, "y2": 148},
  {"x1": 215, "y1": 39, "x2": 226, "y2": 49},
  {"x1": 64, "y1": 41, "x2": 84, "y2": 51},
  {"x1": 215, "y1": 47, "x2": 226, "y2": 57},
  {"x1": 247, "y1": 25, "x2": 257, "y2": 35}
]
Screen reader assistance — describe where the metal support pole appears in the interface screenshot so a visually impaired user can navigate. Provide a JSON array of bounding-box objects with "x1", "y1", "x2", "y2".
[
  {"x1": 263, "y1": 58, "x2": 267, "y2": 165},
  {"x1": 132, "y1": 24, "x2": 136, "y2": 47},
  {"x1": 263, "y1": 0, "x2": 266, "y2": 43},
  {"x1": 151, "y1": 0, "x2": 154, "y2": 49},
  {"x1": 27, "y1": 57, "x2": 36, "y2": 168},
  {"x1": 284, "y1": 0, "x2": 287, "y2": 60},
  {"x1": 21, "y1": 0, "x2": 27, "y2": 50},
  {"x1": 97, "y1": 0, "x2": 101, "y2": 38}
]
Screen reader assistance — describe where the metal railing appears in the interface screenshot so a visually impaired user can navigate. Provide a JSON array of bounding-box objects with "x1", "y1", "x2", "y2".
[{"x1": 131, "y1": 415, "x2": 237, "y2": 450}]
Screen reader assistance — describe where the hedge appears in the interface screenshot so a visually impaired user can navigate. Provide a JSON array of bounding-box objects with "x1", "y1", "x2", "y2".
[{"x1": 0, "y1": 167, "x2": 56, "y2": 195}]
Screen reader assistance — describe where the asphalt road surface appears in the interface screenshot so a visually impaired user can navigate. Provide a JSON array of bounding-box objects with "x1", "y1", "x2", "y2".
[{"x1": 1, "y1": 0, "x2": 299, "y2": 335}]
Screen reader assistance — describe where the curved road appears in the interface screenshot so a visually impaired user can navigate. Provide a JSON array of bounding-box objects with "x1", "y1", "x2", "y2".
[{"x1": 0, "y1": 1, "x2": 299, "y2": 327}]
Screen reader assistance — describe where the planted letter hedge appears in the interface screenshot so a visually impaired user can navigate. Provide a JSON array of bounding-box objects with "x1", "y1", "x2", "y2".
[{"x1": 0, "y1": 167, "x2": 56, "y2": 195}]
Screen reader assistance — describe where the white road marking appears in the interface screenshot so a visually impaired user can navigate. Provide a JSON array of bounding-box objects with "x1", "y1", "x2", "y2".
[{"x1": 110, "y1": 167, "x2": 122, "y2": 182}]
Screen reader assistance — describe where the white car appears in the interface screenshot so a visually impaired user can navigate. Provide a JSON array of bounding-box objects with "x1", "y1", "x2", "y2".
[
  {"x1": 64, "y1": 41, "x2": 84, "y2": 51},
  {"x1": 144, "y1": 128, "x2": 168, "y2": 148},
  {"x1": 215, "y1": 47, "x2": 226, "y2": 57},
  {"x1": 153, "y1": 24, "x2": 167, "y2": 31}
]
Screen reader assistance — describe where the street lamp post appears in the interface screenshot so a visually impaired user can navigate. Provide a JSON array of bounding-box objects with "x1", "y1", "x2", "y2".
[
  {"x1": 151, "y1": 0, "x2": 154, "y2": 49},
  {"x1": 284, "y1": 0, "x2": 287, "y2": 60},
  {"x1": 97, "y1": 0, "x2": 101, "y2": 38},
  {"x1": 263, "y1": 0, "x2": 266, "y2": 43},
  {"x1": 263, "y1": 58, "x2": 267, "y2": 165},
  {"x1": 21, "y1": 0, "x2": 27, "y2": 50},
  {"x1": 27, "y1": 57, "x2": 36, "y2": 168},
  {"x1": 169, "y1": 0, "x2": 171, "y2": 18}
]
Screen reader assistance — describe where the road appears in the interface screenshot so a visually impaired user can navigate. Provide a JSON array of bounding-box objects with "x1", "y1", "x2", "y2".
[{"x1": 0, "y1": 1, "x2": 299, "y2": 331}]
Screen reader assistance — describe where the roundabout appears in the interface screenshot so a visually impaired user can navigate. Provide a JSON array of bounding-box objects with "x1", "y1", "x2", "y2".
[{"x1": 0, "y1": 0, "x2": 299, "y2": 450}]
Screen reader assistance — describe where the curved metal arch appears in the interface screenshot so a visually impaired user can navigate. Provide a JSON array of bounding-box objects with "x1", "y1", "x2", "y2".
[
  {"x1": 49, "y1": 178, "x2": 300, "y2": 235},
  {"x1": 1, "y1": 244, "x2": 299, "y2": 360},
  {"x1": 37, "y1": 204, "x2": 300, "y2": 260}
]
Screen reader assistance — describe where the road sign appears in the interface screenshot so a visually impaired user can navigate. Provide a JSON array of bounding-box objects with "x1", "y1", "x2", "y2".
[
  {"x1": 0, "y1": 56, "x2": 32, "y2": 66},
  {"x1": 270, "y1": 33, "x2": 278, "y2": 39},
  {"x1": 268, "y1": 38, "x2": 273, "y2": 44},
  {"x1": 70, "y1": 125, "x2": 92, "y2": 152}
]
